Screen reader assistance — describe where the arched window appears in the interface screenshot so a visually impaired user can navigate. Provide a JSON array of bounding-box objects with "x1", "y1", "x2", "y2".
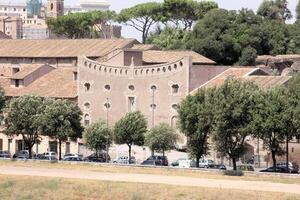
[
  {"x1": 150, "y1": 85, "x2": 157, "y2": 91},
  {"x1": 84, "y1": 102, "x2": 90, "y2": 110},
  {"x1": 172, "y1": 84, "x2": 179, "y2": 94},
  {"x1": 172, "y1": 104, "x2": 179, "y2": 110},
  {"x1": 150, "y1": 104, "x2": 157, "y2": 110},
  {"x1": 84, "y1": 114, "x2": 90, "y2": 126},
  {"x1": 128, "y1": 85, "x2": 135, "y2": 91},
  {"x1": 104, "y1": 102, "x2": 111, "y2": 109},
  {"x1": 50, "y1": 3, "x2": 54, "y2": 10},
  {"x1": 84, "y1": 83, "x2": 91, "y2": 92},
  {"x1": 171, "y1": 116, "x2": 178, "y2": 128}
]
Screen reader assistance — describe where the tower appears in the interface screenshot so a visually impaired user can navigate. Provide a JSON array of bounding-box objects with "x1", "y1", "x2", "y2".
[{"x1": 47, "y1": 0, "x2": 64, "y2": 18}]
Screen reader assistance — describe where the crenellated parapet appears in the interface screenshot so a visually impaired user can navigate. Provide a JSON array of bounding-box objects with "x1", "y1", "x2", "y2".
[{"x1": 80, "y1": 56, "x2": 189, "y2": 78}]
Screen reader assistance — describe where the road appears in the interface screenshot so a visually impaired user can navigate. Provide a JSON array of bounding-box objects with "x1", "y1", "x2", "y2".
[{"x1": 0, "y1": 166, "x2": 300, "y2": 195}]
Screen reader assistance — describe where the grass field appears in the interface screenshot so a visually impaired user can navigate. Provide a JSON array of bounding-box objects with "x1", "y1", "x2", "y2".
[
  {"x1": 0, "y1": 175, "x2": 300, "y2": 200},
  {"x1": 0, "y1": 159, "x2": 300, "y2": 185}
]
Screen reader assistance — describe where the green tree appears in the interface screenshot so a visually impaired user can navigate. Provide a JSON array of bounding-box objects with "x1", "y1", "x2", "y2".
[
  {"x1": 41, "y1": 99, "x2": 83, "y2": 160},
  {"x1": 297, "y1": 0, "x2": 300, "y2": 20},
  {"x1": 160, "y1": 0, "x2": 218, "y2": 30},
  {"x1": 145, "y1": 123, "x2": 178, "y2": 156},
  {"x1": 252, "y1": 88, "x2": 289, "y2": 170},
  {"x1": 114, "y1": 111, "x2": 147, "y2": 163},
  {"x1": 178, "y1": 88, "x2": 215, "y2": 168},
  {"x1": 257, "y1": 0, "x2": 292, "y2": 21},
  {"x1": 287, "y1": 22, "x2": 300, "y2": 54},
  {"x1": 212, "y1": 80, "x2": 258, "y2": 170},
  {"x1": 116, "y1": 2, "x2": 162, "y2": 43},
  {"x1": 5, "y1": 95, "x2": 45, "y2": 158},
  {"x1": 83, "y1": 120, "x2": 113, "y2": 161},
  {"x1": 237, "y1": 46, "x2": 257, "y2": 66},
  {"x1": 147, "y1": 26, "x2": 187, "y2": 49},
  {"x1": 47, "y1": 10, "x2": 115, "y2": 39}
]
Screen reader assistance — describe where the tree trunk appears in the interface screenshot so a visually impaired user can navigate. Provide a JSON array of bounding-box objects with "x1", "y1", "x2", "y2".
[
  {"x1": 128, "y1": 145, "x2": 132, "y2": 164},
  {"x1": 28, "y1": 144, "x2": 33, "y2": 159},
  {"x1": 286, "y1": 136, "x2": 289, "y2": 172},
  {"x1": 59, "y1": 139, "x2": 62, "y2": 160},
  {"x1": 151, "y1": 149, "x2": 154, "y2": 156},
  {"x1": 196, "y1": 156, "x2": 200, "y2": 168},
  {"x1": 271, "y1": 150, "x2": 277, "y2": 172},
  {"x1": 232, "y1": 157, "x2": 237, "y2": 171}
]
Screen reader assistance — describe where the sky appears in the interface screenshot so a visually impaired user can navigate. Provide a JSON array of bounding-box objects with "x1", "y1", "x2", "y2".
[{"x1": 7, "y1": 0, "x2": 299, "y2": 41}]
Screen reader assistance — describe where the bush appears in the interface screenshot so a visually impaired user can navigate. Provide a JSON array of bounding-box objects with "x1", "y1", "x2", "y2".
[{"x1": 223, "y1": 170, "x2": 244, "y2": 176}]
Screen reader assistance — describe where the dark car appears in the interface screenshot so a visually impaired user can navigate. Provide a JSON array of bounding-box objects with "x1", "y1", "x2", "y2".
[
  {"x1": 83, "y1": 153, "x2": 110, "y2": 163},
  {"x1": 141, "y1": 155, "x2": 168, "y2": 166},
  {"x1": 261, "y1": 162, "x2": 299, "y2": 174},
  {"x1": 0, "y1": 150, "x2": 11, "y2": 158},
  {"x1": 207, "y1": 164, "x2": 227, "y2": 170},
  {"x1": 64, "y1": 157, "x2": 82, "y2": 162},
  {"x1": 13, "y1": 150, "x2": 35, "y2": 159}
]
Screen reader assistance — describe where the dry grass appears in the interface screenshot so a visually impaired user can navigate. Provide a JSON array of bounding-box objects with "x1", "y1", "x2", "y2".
[
  {"x1": 0, "y1": 175, "x2": 299, "y2": 200},
  {"x1": 1, "y1": 159, "x2": 300, "y2": 185}
]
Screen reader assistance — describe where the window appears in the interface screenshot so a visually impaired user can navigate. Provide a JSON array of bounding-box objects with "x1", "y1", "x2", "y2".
[
  {"x1": 172, "y1": 104, "x2": 179, "y2": 110},
  {"x1": 84, "y1": 114, "x2": 90, "y2": 126},
  {"x1": 172, "y1": 84, "x2": 179, "y2": 94},
  {"x1": 128, "y1": 97, "x2": 135, "y2": 112},
  {"x1": 150, "y1": 104, "x2": 157, "y2": 110},
  {"x1": 104, "y1": 102, "x2": 111, "y2": 109},
  {"x1": 104, "y1": 84, "x2": 111, "y2": 91},
  {"x1": 150, "y1": 85, "x2": 157, "y2": 91},
  {"x1": 50, "y1": 3, "x2": 54, "y2": 10},
  {"x1": 15, "y1": 80, "x2": 20, "y2": 88},
  {"x1": 73, "y1": 72, "x2": 78, "y2": 81},
  {"x1": 171, "y1": 116, "x2": 178, "y2": 128},
  {"x1": 65, "y1": 142, "x2": 70, "y2": 154},
  {"x1": 84, "y1": 83, "x2": 90, "y2": 92},
  {"x1": 84, "y1": 102, "x2": 90, "y2": 110},
  {"x1": 128, "y1": 85, "x2": 135, "y2": 91}
]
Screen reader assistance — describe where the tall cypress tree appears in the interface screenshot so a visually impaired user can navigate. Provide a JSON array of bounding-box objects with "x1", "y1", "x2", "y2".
[{"x1": 297, "y1": 0, "x2": 300, "y2": 20}]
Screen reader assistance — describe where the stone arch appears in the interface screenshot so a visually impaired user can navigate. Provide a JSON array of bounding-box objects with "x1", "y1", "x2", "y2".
[{"x1": 84, "y1": 114, "x2": 90, "y2": 126}]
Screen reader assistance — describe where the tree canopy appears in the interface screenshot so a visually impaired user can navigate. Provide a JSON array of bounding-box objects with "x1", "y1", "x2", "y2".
[
  {"x1": 116, "y1": 2, "x2": 162, "y2": 44},
  {"x1": 41, "y1": 99, "x2": 83, "y2": 160},
  {"x1": 145, "y1": 123, "x2": 178, "y2": 156},
  {"x1": 47, "y1": 10, "x2": 115, "y2": 39},
  {"x1": 212, "y1": 80, "x2": 259, "y2": 170},
  {"x1": 5, "y1": 95, "x2": 45, "y2": 158},
  {"x1": 178, "y1": 88, "x2": 215, "y2": 167},
  {"x1": 83, "y1": 120, "x2": 113, "y2": 160},
  {"x1": 257, "y1": 0, "x2": 292, "y2": 21},
  {"x1": 297, "y1": 0, "x2": 300, "y2": 20},
  {"x1": 114, "y1": 111, "x2": 147, "y2": 163}
]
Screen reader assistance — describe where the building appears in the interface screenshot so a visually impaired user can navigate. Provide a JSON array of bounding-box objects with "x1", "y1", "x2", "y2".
[
  {"x1": 0, "y1": 39, "x2": 297, "y2": 166},
  {"x1": 65, "y1": 0, "x2": 110, "y2": 14},
  {"x1": 0, "y1": 2, "x2": 27, "y2": 20},
  {"x1": 0, "y1": 31, "x2": 10, "y2": 39},
  {"x1": 47, "y1": 0, "x2": 64, "y2": 18},
  {"x1": 0, "y1": 16, "x2": 22, "y2": 39}
]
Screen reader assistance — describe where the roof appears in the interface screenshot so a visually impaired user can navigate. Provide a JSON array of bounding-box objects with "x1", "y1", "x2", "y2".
[
  {"x1": 245, "y1": 76, "x2": 291, "y2": 89},
  {"x1": 131, "y1": 44, "x2": 160, "y2": 51},
  {"x1": 11, "y1": 64, "x2": 43, "y2": 79},
  {"x1": 0, "y1": 39, "x2": 137, "y2": 58},
  {"x1": 196, "y1": 67, "x2": 258, "y2": 90},
  {"x1": 0, "y1": 68, "x2": 77, "y2": 98},
  {"x1": 143, "y1": 50, "x2": 216, "y2": 64}
]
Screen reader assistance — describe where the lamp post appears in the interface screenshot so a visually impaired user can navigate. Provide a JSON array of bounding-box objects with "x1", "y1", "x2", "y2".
[{"x1": 106, "y1": 97, "x2": 109, "y2": 163}]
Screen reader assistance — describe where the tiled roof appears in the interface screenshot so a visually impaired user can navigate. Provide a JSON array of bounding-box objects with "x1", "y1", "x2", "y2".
[
  {"x1": 0, "y1": 68, "x2": 77, "y2": 99},
  {"x1": 196, "y1": 68, "x2": 258, "y2": 90},
  {"x1": 245, "y1": 76, "x2": 291, "y2": 89},
  {"x1": 131, "y1": 44, "x2": 160, "y2": 51},
  {"x1": 143, "y1": 50, "x2": 216, "y2": 64},
  {"x1": 0, "y1": 39, "x2": 137, "y2": 58},
  {"x1": 11, "y1": 65, "x2": 44, "y2": 79}
]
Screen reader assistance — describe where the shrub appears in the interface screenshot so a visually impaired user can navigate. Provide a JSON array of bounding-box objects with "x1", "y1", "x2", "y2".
[{"x1": 223, "y1": 170, "x2": 244, "y2": 176}]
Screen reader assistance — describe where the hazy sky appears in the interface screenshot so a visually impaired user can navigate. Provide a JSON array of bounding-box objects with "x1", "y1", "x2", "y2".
[{"x1": 7, "y1": 0, "x2": 299, "y2": 40}]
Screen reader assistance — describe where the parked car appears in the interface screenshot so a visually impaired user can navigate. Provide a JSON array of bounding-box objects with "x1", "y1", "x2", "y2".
[
  {"x1": 141, "y1": 155, "x2": 168, "y2": 166},
  {"x1": 207, "y1": 164, "x2": 227, "y2": 170},
  {"x1": 63, "y1": 153, "x2": 81, "y2": 160},
  {"x1": 199, "y1": 159, "x2": 214, "y2": 168},
  {"x1": 237, "y1": 164, "x2": 255, "y2": 172},
  {"x1": 277, "y1": 161, "x2": 299, "y2": 173},
  {"x1": 171, "y1": 158, "x2": 187, "y2": 167},
  {"x1": 83, "y1": 153, "x2": 110, "y2": 163},
  {"x1": 64, "y1": 157, "x2": 82, "y2": 162},
  {"x1": 113, "y1": 156, "x2": 136, "y2": 164},
  {"x1": 13, "y1": 150, "x2": 33, "y2": 159},
  {"x1": 0, "y1": 150, "x2": 11, "y2": 158},
  {"x1": 43, "y1": 152, "x2": 57, "y2": 160},
  {"x1": 178, "y1": 159, "x2": 197, "y2": 168}
]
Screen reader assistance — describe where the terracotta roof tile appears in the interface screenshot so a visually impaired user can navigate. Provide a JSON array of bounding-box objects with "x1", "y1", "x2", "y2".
[
  {"x1": 0, "y1": 68, "x2": 77, "y2": 98},
  {"x1": 245, "y1": 76, "x2": 291, "y2": 89},
  {"x1": 11, "y1": 65, "x2": 43, "y2": 79},
  {"x1": 0, "y1": 39, "x2": 137, "y2": 58},
  {"x1": 143, "y1": 50, "x2": 216, "y2": 64},
  {"x1": 132, "y1": 44, "x2": 160, "y2": 51}
]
